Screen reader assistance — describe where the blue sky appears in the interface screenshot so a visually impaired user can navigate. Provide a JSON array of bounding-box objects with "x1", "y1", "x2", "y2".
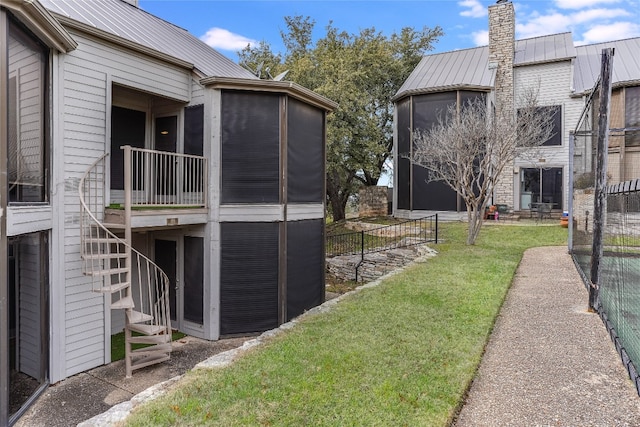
[{"x1": 138, "y1": 0, "x2": 640, "y2": 61}]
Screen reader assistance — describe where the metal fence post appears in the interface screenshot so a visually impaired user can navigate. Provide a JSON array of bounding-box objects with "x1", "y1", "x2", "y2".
[{"x1": 435, "y1": 214, "x2": 439, "y2": 244}]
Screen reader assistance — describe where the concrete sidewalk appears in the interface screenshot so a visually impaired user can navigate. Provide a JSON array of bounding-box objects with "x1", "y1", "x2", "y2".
[{"x1": 455, "y1": 246, "x2": 640, "y2": 426}]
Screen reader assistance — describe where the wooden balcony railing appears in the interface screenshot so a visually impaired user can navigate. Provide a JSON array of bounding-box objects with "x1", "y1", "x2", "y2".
[{"x1": 122, "y1": 145, "x2": 208, "y2": 208}]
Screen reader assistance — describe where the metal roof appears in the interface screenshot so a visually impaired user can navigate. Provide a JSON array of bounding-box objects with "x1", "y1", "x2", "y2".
[
  {"x1": 573, "y1": 37, "x2": 640, "y2": 94},
  {"x1": 39, "y1": 0, "x2": 256, "y2": 79},
  {"x1": 514, "y1": 32, "x2": 575, "y2": 66},
  {"x1": 395, "y1": 33, "x2": 576, "y2": 100},
  {"x1": 395, "y1": 46, "x2": 494, "y2": 100}
]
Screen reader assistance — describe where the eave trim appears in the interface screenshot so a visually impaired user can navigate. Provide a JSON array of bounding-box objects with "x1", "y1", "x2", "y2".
[
  {"x1": 201, "y1": 76, "x2": 338, "y2": 111},
  {"x1": 2, "y1": 0, "x2": 77, "y2": 52}
]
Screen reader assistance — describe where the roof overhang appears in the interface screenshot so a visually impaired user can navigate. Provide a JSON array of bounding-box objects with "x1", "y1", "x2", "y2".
[
  {"x1": 514, "y1": 57, "x2": 575, "y2": 68},
  {"x1": 392, "y1": 84, "x2": 494, "y2": 103},
  {"x1": 571, "y1": 78, "x2": 640, "y2": 98},
  {"x1": 2, "y1": 0, "x2": 77, "y2": 52},
  {"x1": 201, "y1": 76, "x2": 338, "y2": 112}
]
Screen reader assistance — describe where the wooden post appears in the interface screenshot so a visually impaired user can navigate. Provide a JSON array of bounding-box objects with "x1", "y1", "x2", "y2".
[{"x1": 589, "y1": 48, "x2": 614, "y2": 312}]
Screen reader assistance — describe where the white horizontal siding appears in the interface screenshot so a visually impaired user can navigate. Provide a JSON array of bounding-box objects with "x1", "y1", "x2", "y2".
[
  {"x1": 68, "y1": 31, "x2": 191, "y2": 102},
  {"x1": 514, "y1": 61, "x2": 584, "y2": 209},
  {"x1": 7, "y1": 205, "x2": 52, "y2": 236}
]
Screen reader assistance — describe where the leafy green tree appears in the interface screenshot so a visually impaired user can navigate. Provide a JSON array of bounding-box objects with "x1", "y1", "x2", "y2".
[{"x1": 239, "y1": 16, "x2": 442, "y2": 220}]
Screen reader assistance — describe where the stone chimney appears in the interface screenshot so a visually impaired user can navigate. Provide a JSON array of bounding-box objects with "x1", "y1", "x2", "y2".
[
  {"x1": 488, "y1": 0, "x2": 515, "y2": 114},
  {"x1": 489, "y1": 0, "x2": 516, "y2": 207}
]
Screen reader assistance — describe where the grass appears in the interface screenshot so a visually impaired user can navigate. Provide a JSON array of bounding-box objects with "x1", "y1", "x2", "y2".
[
  {"x1": 111, "y1": 330, "x2": 186, "y2": 362},
  {"x1": 125, "y1": 223, "x2": 566, "y2": 427}
]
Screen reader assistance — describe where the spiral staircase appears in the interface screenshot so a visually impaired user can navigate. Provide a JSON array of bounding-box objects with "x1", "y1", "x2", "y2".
[{"x1": 79, "y1": 153, "x2": 172, "y2": 377}]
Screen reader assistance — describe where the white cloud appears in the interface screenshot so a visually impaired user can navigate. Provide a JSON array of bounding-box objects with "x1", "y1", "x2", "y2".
[
  {"x1": 515, "y1": 5, "x2": 633, "y2": 40},
  {"x1": 572, "y1": 8, "x2": 630, "y2": 23},
  {"x1": 555, "y1": 0, "x2": 621, "y2": 9},
  {"x1": 576, "y1": 21, "x2": 640, "y2": 44},
  {"x1": 517, "y1": 13, "x2": 571, "y2": 39},
  {"x1": 472, "y1": 30, "x2": 488, "y2": 46},
  {"x1": 200, "y1": 27, "x2": 256, "y2": 51},
  {"x1": 459, "y1": 0, "x2": 486, "y2": 18}
]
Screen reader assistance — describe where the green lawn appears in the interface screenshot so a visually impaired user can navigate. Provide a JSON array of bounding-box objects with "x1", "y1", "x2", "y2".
[{"x1": 125, "y1": 223, "x2": 566, "y2": 426}]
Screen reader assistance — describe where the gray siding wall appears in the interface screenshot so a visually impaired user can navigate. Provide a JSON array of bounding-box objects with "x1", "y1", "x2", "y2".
[{"x1": 59, "y1": 31, "x2": 194, "y2": 377}]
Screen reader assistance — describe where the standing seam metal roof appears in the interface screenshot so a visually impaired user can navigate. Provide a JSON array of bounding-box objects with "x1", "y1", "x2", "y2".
[
  {"x1": 396, "y1": 33, "x2": 578, "y2": 100},
  {"x1": 574, "y1": 38, "x2": 640, "y2": 94},
  {"x1": 39, "y1": 0, "x2": 257, "y2": 80}
]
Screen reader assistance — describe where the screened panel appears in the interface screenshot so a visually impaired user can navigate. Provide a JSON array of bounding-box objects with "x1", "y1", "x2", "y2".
[
  {"x1": 184, "y1": 104, "x2": 204, "y2": 156},
  {"x1": 221, "y1": 91, "x2": 280, "y2": 204},
  {"x1": 8, "y1": 19, "x2": 48, "y2": 203},
  {"x1": 626, "y1": 86, "x2": 640, "y2": 147},
  {"x1": 396, "y1": 98, "x2": 411, "y2": 210},
  {"x1": 220, "y1": 223, "x2": 279, "y2": 335},
  {"x1": 183, "y1": 236, "x2": 204, "y2": 325},
  {"x1": 412, "y1": 92, "x2": 459, "y2": 211},
  {"x1": 459, "y1": 91, "x2": 486, "y2": 109},
  {"x1": 286, "y1": 219, "x2": 324, "y2": 321},
  {"x1": 412, "y1": 167, "x2": 458, "y2": 211},
  {"x1": 541, "y1": 106, "x2": 562, "y2": 146},
  {"x1": 287, "y1": 98, "x2": 324, "y2": 203},
  {"x1": 412, "y1": 91, "x2": 457, "y2": 132},
  {"x1": 8, "y1": 232, "x2": 48, "y2": 417}
]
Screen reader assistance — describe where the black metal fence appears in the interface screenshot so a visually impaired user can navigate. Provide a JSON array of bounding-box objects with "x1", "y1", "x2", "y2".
[
  {"x1": 327, "y1": 215, "x2": 438, "y2": 256},
  {"x1": 572, "y1": 180, "x2": 640, "y2": 395}
]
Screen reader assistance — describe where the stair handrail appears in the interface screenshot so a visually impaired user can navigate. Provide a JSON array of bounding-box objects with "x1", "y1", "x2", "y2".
[{"x1": 79, "y1": 153, "x2": 172, "y2": 340}]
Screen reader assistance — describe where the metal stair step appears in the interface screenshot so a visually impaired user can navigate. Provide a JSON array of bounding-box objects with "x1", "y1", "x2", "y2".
[
  {"x1": 111, "y1": 295, "x2": 134, "y2": 309},
  {"x1": 81, "y1": 253, "x2": 127, "y2": 261},
  {"x1": 130, "y1": 353, "x2": 171, "y2": 372},
  {"x1": 102, "y1": 222, "x2": 126, "y2": 229},
  {"x1": 128, "y1": 323, "x2": 167, "y2": 335},
  {"x1": 87, "y1": 267, "x2": 128, "y2": 277},
  {"x1": 127, "y1": 334, "x2": 171, "y2": 345},
  {"x1": 130, "y1": 343, "x2": 172, "y2": 355},
  {"x1": 127, "y1": 310, "x2": 154, "y2": 324},
  {"x1": 84, "y1": 237, "x2": 122, "y2": 245},
  {"x1": 94, "y1": 282, "x2": 130, "y2": 293}
]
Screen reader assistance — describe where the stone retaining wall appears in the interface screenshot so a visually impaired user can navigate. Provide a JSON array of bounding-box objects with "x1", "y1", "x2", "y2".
[{"x1": 327, "y1": 244, "x2": 437, "y2": 283}]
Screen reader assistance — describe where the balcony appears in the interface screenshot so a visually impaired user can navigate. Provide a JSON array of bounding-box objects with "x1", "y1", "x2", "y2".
[{"x1": 105, "y1": 146, "x2": 208, "y2": 229}]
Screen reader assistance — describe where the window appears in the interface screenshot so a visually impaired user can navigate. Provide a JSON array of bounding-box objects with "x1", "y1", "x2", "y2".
[
  {"x1": 8, "y1": 18, "x2": 49, "y2": 203},
  {"x1": 626, "y1": 86, "x2": 640, "y2": 147},
  {"x1": 542, "y1": 106, "x2": 562, "y2": 146},
  {"x1": 517, "y1": 105, "x2": 562, "y2": 146}
]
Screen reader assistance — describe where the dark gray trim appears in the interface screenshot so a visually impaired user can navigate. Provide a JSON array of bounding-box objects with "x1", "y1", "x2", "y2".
[
  {"x1": 279, "y1": 96, "x2": 287, "y2": 325},
  {"x1": 1, "y1": 8, "x2": 9, "y2": 425}
]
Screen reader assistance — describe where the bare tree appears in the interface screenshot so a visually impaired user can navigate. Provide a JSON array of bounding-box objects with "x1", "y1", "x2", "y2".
[{"x1": 411, "y1": 89, "x2": 556, "y2": 244}]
